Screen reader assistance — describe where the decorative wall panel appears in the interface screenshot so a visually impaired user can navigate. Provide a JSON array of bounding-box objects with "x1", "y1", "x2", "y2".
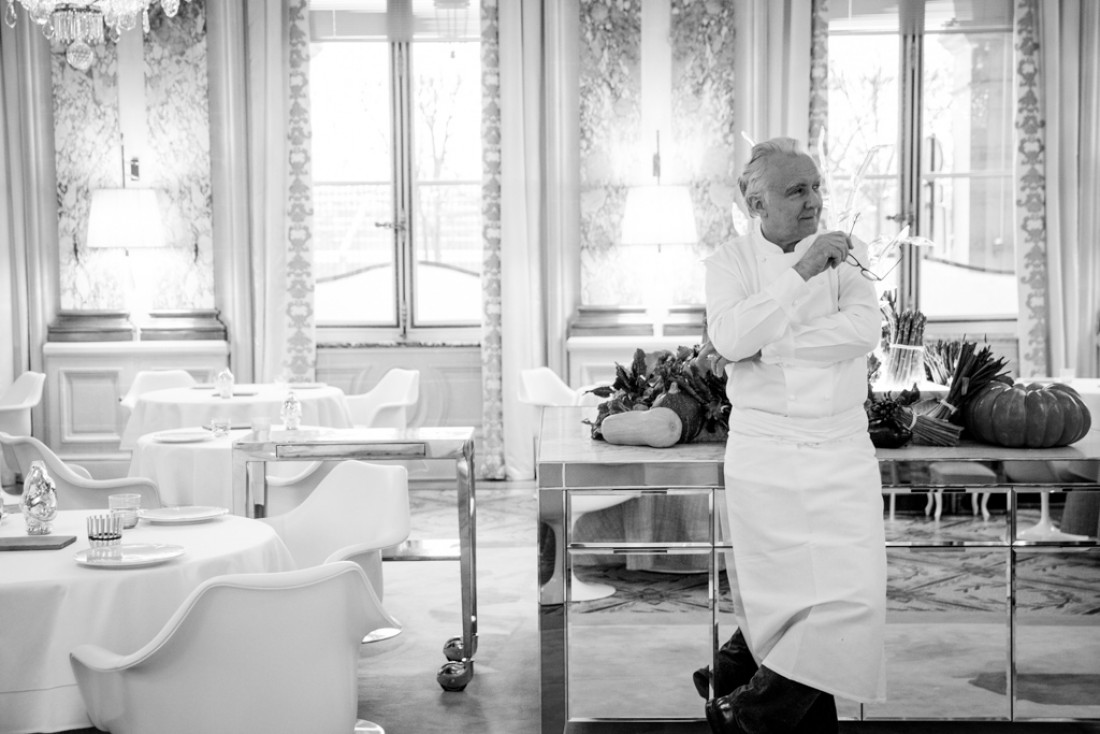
[
  {"x1": 578, "y1": 0, "x2": 735, "y2": 308},
  {"x1": 54, "y1": 0, "x2": 213, "y2": 312}
]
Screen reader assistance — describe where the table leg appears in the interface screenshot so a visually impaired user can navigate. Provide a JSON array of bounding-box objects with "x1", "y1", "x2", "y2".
[
  {"x1": 1017, "y1": 490, "x2": 1090, "y2": 542},
  {"x1": 232, "y1": 457, "x2": 268, "y2": 519},
  {"x1": 436, "y1": 444, "x2": 478, "y2": 691}
]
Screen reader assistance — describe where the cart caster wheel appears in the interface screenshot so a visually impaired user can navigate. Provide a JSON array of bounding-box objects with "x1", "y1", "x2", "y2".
[
  {"x1": 442, "y1": 636, "x2": 464, "y2": 662},
  {"x1": 437, "y1": 661, "x2": 469, "y2": 691}
]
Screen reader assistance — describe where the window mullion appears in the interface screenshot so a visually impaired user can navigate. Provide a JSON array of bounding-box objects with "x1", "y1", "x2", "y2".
[
  {"x1": 393, "y1": 40, "x2": 413, "y2": 338},
  {"x1": 898, "y1": 5, "x2": 924, "y2": 314}
]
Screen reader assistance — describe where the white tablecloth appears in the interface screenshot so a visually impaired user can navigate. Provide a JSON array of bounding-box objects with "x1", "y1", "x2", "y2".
[
  {"x1": 119, "y1": 383, "x2": 353, "y2": 449},
  {"x1": 0, "y1": 509, "x2": 294, "y2": 734},
  {"x1": 128, "y1": 428, "x2": 313, "y2": 509}
]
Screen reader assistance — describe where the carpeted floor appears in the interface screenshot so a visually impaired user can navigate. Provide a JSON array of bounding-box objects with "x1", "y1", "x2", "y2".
[{"x1": 36, "y1": 482, "x2": 1100, "y2": 733}]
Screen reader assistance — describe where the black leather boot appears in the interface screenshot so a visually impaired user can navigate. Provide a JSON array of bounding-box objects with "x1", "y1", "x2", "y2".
[
  {"x1": 693, "y1": 628, "x2": 758, "y2": 699},
  {"x1": 705, "y1": 692, "x2": 749, "y2": 734}
]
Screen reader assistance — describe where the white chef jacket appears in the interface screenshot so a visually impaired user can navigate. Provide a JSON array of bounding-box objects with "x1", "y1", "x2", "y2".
[
  {"x1": 705, "y1": 219, "x2": 887, "y2": 703},
  {"x1": 705, "y1": 219, "x2": 881, "y2": 419}
]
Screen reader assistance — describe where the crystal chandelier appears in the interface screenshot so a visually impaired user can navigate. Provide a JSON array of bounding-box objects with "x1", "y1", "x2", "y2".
[{"x1": 3, "y1": 0, "x2": 190, "y2": 70}]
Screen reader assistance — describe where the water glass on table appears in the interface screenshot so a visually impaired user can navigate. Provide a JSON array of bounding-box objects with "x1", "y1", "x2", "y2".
[
  {"x1": 87, "y1": 513, "x2": 123, "y2": 547},
  {"x1": 108, "y1": 493, "x2": 142, "y2": 529}
]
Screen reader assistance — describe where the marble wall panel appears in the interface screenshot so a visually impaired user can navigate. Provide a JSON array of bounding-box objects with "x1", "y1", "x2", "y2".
[
  {"x1": 54, "y1": 0, "x2": 213, "y2": 312},
  {"x1": 578, "y1": 0, "x2": 735, "y2": 308}
]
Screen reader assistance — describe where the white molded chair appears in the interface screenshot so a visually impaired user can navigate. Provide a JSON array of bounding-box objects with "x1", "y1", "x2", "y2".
[
  {"x1": 519, "y1": 367, "x2": 625, "y2": 601},
  {"x1": 0, "y1": 371, "x2": 46, "y2": 485},
  {"x1": 346, "y1": 368, "x2": 420, "y2": 429},
  {"x1": 261, "y1": 460, "x2": 410, "y2": 641},
  {"x1": 119, "y1": 369, "x2": 197, "y2": 414},
  {"x1": 70, "y1": 562, "x2": 394, "y2": 734},
  {"x1": 0, "y1": 432, "x2": 162, "y2": 510}
]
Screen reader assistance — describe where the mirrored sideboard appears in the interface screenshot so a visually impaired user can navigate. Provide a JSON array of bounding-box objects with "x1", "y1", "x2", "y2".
[{"x1": 537, "y1": 406, "x2": 1100, "y2": 732}]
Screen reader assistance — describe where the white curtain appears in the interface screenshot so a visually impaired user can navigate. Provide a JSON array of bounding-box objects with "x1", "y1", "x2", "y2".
[
  {"x1": 733, "y1": 0, "x2": 814, "y2": 171},
  {"x1": 497, "y1": 0, "x2": 547, "y2": 480},
  {"x1": 208, "y1": 0, "x2": 316, "y2": 383},
  {"x1": 246, "y1": 0, "x2": 317, "y2": 382},
  {"x1": 1039, "y1": 1, "x2": 1100, "y2": 378}
]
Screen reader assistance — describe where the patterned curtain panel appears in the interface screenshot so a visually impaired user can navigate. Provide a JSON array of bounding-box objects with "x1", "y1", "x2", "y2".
[
  {"x1": 480, "y1": 0, "x2": 505, "y2": 479},
  {"x1": 1014, "y1": 0, "x2": 1050, "y2": 378},
  {"x1": 809, "y1": 0, "x2": 828, "y2": 149},
  {"x1": 281, "y1": 0, "x2": 317, "y2": 381}
]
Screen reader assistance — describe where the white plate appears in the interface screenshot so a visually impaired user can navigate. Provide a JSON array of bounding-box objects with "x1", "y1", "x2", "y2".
[
  {"x1": 286, "y1": 382, "x2": 326, "y2": 390},
  {"x1": 153, "y1": 430, "x2": 214, "y2": 444},
  {"x1": 75, "y1": 543, "x2": 185, "y2": 569},
  {"x1": 139, "y1": 506, "x2": 229, "y2": 524}
]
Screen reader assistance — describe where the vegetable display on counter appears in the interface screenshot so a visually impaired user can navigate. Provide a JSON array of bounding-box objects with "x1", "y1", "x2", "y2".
[
  {"x1": 865, "y1": 385, "x2": 963, "y2": 447},
  {"x1": 928, "y1": 341, "x2": 1011, "y2": 424},
  {"x1": 962, "y1": 381, "x2": 1092, "y2": 448},
  {"x1": 586, "y1": 345, "x2": 730, "y2": 446},
  {"x1": 599, "y1": 407, "x2": 683, "y2": 448}
]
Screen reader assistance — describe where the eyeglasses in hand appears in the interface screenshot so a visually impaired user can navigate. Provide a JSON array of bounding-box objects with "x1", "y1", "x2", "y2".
[
  {"x1": 845, "y1": 225, "x2": 910, "y2": 281},
  {"x1": 845, "y1": 251, "x2": 900, "y2": 281}
]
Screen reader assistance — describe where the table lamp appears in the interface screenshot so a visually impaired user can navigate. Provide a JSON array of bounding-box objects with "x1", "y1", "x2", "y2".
[
  {"x1": 86, "y1": 187, "x2": 166, "y2": 338},
  {"x1": 620, "y1": 133, "x2": 698, "y2": 337}
]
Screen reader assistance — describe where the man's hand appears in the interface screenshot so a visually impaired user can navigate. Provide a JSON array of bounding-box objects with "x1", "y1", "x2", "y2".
[{"x1": 792, "y1": 231, "x2": 851, "y2": 281}]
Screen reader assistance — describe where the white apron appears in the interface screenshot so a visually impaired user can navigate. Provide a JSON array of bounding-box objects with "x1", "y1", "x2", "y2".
[{"x1": 721, "y1": 236, "x2": 887, "y2": 703}]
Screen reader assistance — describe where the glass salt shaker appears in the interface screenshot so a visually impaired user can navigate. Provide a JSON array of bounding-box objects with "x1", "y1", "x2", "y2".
[
  {"x1": 214, "y1": 367, "x2": 234, "y2": 399},
  {"x1": 281, "y1": 390, "x2": 302, "y2": 430}
]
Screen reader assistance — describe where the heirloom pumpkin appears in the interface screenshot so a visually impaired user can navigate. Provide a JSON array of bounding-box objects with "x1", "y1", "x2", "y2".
[{"x1": 962, "y1": 381, "x2": 1092, "y2": 448}]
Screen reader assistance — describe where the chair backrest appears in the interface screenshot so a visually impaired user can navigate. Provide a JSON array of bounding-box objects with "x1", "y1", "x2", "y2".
[
  {"x1": 518, "y1": 367, "x2": 581, "y2": 407},
  {"x1": 0, "y1": 371, "x2": 46, "y2": 436},
  {"x1": 120, "y1": 370, "x2": 197, "y2": 411},
  {"x1": 262, "y1": 460, "x2": 410, "y2": 569},
  {"x1": 0, "y1": 432, "x2": 162, "y2": 510},
  {"x1": 70, "y1": 562, "x2": 390, "y2": 734},
  {"x1": 346, "y1": 368, "x2": 420, "y2": 428}
]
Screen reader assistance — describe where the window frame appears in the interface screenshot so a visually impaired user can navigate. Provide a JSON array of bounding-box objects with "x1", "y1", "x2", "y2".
[
  {"x1": 881, "y1": 1, "x2": 1017, "y2": 324},
  {"x1": 310, "y1": 7, "x2": 482, "y2": 347}
]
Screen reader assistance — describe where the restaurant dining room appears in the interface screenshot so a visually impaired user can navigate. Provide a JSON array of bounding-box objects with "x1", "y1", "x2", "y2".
[{"x1": 2, "y1": 0, "x2": 1100, "y2": 732}]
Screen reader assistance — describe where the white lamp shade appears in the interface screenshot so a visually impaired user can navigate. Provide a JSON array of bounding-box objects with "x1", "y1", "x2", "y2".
[
  {"x1": 86, "y1": 188, "x2": 165, "y2": 250},
  {"x1": 621, "y1": 185, "x2": 698, "y2": 246}
]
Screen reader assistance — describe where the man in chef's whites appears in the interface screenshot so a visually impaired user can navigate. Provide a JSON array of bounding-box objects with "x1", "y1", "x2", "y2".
[{"x1": 699, "y1": 137, "x2": 887, "y2": 733}]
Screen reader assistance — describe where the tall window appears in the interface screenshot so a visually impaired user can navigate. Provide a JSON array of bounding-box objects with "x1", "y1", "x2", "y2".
[
  {"x1": 309, "y1": 0, "x2": 482, "y2": 342},
  {"x1": 824, "y1": 0, "x2": 1016, "y2": 322}
]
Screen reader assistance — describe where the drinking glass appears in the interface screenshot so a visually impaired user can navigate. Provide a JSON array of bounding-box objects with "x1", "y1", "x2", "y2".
[
  {"x1": 108, "y1": 493, "x2": 142, "y2": 529},
  {"x1": 87, "y1": 513, "x2": 123, "y2": 547}
]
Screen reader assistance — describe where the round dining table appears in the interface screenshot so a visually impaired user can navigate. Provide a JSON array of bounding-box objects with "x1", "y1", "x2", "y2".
[
  {"x1": 118, "y1": 383, "x2": 353, "y2": 449},
  {"x1": 128, "y1": 427, "x2": 323, "y2": 512},
  {"x1": 0, "y1": 508, "x2": 294, "y2": 734}
]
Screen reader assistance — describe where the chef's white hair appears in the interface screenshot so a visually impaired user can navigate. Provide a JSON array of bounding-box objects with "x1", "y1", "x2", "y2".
[{"x1": 738, "y1": 137, "x2": 812, "y2": 217}]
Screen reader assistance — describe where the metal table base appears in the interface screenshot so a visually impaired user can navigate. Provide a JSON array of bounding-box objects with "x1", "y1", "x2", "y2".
[{"x1": 232, "y1": 426, "x2": 477, "y2": 691}]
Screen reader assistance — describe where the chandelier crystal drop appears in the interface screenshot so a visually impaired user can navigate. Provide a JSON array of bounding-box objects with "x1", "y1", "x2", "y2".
[{"x1": 4, "y1": 1, "x2": 189, "y2": 66}]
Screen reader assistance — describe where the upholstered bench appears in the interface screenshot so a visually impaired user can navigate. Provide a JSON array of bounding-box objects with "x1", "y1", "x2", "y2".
[{"x1": 926, "y1": 461, "x2": 999, "y2": 521}]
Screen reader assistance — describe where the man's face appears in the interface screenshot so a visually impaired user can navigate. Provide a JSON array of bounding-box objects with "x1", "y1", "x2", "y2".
[{"x1": 753, "y1": 153, "x2": 823, "y2": 248}]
